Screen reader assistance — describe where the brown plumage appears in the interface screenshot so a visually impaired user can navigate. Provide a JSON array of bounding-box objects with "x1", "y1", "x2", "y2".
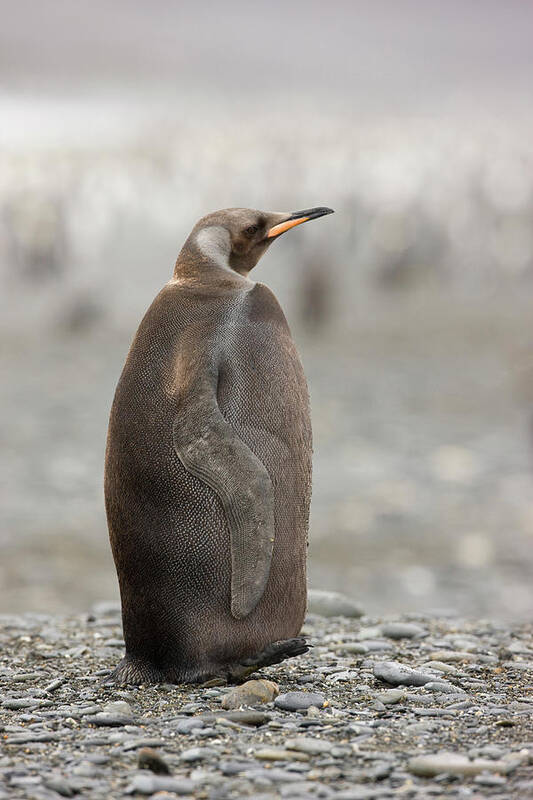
[{"x1": 104, "y1": 206, "x2": 333, "y2": 683}]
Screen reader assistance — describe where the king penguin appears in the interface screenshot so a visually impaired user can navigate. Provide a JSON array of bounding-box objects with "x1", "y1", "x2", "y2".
[{"x1": 104, "y1": 206, "x2": 334, "y2": 684}]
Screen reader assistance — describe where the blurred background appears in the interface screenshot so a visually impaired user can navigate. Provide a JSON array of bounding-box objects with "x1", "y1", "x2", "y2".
[{"x1": 1, "y1": 0, "x2": 533, "y2": 620}]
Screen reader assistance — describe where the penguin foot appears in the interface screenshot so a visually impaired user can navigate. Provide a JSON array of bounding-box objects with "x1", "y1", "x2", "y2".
[
  {"x1": 107, "y1": 656, "x2": 165, "y2": 686},
  {"x1": 227, "y1": 636, "x2": 309, "y2": 682},
  {"x1": 106, "y1": 639, "x2": 309, "y2": 685}
]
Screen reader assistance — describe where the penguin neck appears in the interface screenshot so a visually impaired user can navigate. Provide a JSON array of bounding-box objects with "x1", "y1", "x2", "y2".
[{"x1": 172, "y1": 227, "x2": 253, "y2": 288}]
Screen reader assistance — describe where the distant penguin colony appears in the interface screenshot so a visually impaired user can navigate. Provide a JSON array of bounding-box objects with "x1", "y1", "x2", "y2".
[{"x1": 104, "y1": 206, "x2": 334, "y2": 684}]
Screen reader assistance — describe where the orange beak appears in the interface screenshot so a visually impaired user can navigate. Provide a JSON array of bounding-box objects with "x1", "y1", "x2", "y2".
[
  {"x1": 266, "y1": 206, "x2": 334, "y2": 239},
  {"x1": 266, "y1": 216, "x2": 309, "y2": 238}
]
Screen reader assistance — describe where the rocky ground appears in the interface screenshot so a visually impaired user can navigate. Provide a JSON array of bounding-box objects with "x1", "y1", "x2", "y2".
[{"x1": 1, "y1": 591, "x2": 532, "y2": 800}]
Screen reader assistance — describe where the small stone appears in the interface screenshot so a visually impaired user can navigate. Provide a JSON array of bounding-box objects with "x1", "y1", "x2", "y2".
[
  {"x1": 244, "y1": 767, "x2": 302, "y2": 784},
  {"x1": 125, "y1": 774, "x2": 195, "y2": 795},
  {"x1": 307, "y1": 589, "x2": 364, "y2": 618},
  {"x1": 5, "y1": 732, "x2": 60, "y2": 744},
  {"x1": 284, "y1": 737, "x2": 333, "y2": 755},
  {"x1": 174, "y1": 718, "x2": 205, "y2": 734},
  {"x1": 180, "y1": 746, "x2": 218, "y2": 762},
  {"x1": 2, "y1": 698, "x2": 41, "y2": 710},
  {"x1": 339, "y1": 642, "x2": 368, "y2": 654},
  {"x1": 42, "y1": 775, "x2": 75, "y2": 797},
  {"x1": 195, "y1": 725, "x2": 217, "y2": 737},
  {"x1": 429, "y1": 650, "x2": 477, "y2": 663},
  {"x1": 408, "y1": 753, "x2": 508, "y2": 777},
  {"x1": 474, "y1": 773, "x2": 507, "y2": 786},
  {"x1": 421, "y1": 661, "x2": 457, "y2": 674},
  {"x1": 364, "y1": 640, "x2": 394, "y2": 652},
  {"x1": 366, "y1": 762, "x2": 392, "y2": 780},
  {"x1": 348, "y1": 722, "x2": 374, "y2": 736},
  {"x1": 221, "y1": 679, "x2": 279, "y2": 709},
  {"x1": 373, "y1": 661, "x2": 438, "y2": 687},
  {"x1": 103, "y1": 700, "x2": 133, "y2": 715},
  {"x1": 357, "y1": 626, "x2": 383, "y2": 640},
  {"x1": 71, "y1": 763, "x2": 100, "y2": 778},
  {"x1": 220, "y1": 760, "x2": 250, "y2": 775},
  {"x1": 45, "y1": 677, "x2": 66, "y2": 692},
  {"x1": 254, "y1": 748, "x2": 309, "y2": 762},
  {"x1": 123, "y1": 738, "x2": 166, "y2": 751},
  {"x1": 198, "y1": 710, "x2": 269, "y2": 726},
  {"x1": 326, "y1": 670, "x2": 359, "y2": 684},
  {"x1": 380, "y1": 622, "x2": 426, "y2": 639},
  {"x1": 275, "y1": 692, "x2": 326, "y2": 711},
  {"x1": 138, "y1": 747, "x2": 171, "y2": 775},
  {"x1": 331, "y1": 745, "x2": 352, "y2": 758},
  {"x1": 424, "y1": 680, "x2": 464, "y2": 694},
  {"x1": 375, "y1": 688, "x2": 406, "y2": 705},
  {"x1": 11, "y1": 672, "x2": 43, "y2": 682},
  {"x1": 91, "y1": 712, "x2": 136, "y2": 727}
]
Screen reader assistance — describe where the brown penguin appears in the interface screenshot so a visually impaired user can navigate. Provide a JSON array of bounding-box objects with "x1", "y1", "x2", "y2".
[{"x1": 104, "y1": 206, "x2": 334, "y2": 684}]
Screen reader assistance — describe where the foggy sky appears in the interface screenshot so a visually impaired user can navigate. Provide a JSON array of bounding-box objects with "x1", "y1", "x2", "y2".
[{"x1": 2, "y1": 0, "x2": 532, "y2": 115}]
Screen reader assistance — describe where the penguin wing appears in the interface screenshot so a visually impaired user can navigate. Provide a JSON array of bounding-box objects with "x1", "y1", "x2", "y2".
[{"x1": 173, "y1": 403, "x2": 275, "y2": 619}]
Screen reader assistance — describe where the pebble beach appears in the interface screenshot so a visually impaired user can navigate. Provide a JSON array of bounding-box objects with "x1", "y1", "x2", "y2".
[{"x1": 1, "y1": 591, "x2": 532, "y2": 799}]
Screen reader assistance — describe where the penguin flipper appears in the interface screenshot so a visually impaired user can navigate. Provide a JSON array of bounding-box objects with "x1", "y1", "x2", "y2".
[{"x1": 173, "y1": 403, "x2": 275, "y2": 619}]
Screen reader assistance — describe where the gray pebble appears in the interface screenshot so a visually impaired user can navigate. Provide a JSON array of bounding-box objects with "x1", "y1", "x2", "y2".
[
  {"x1": 424, "y1": 680, "x2": 464, "y2": 694},
  {"x1": 375, "y1": 688, "x2": 406, "y2": 705},
  {"x1": 174, "y1": 717, "x2": 205, "y2": 734},
  {"x1": 362, "y1": 640, "x2": 394, "y2": 652},
  {"x1": 284, "y1": 737, "x2": 333, "y2": 755},
  {"x1": 325, "y1": 670, "x2": 359, "y2": 684},
  {"x1": 5, "y1": 732, "x2": 60, "y2": 744},
  {"x1": 180, "y1": 746, "x2": 218, "y2": 762},
  {"x1": 474, "y1": 773, "x2": 507, "y2": 786},
  {"x1": 196, "y1": 725, "x2": 217, "y2": 737},
  {"x1": 373, "y1": 661, "x2": 438, "y2": 686},
  {"x1": 244, "y1": 767, "x2": 303, "y2": 784},
  {"x1": 71, "y1": 763, "x2": 100, "y2": 778},
  {"x1": 338, "y1": 642, "x2": 369, "y2": 654},
  {"x1": 125, "y1": 773, "x2": 196, "y2": 795},
  {"x1": 275, "y1": 692, "x2": 326, "y2": 711},
  {"x1": 10, "y1": 672, "x2": 43, "y2": 683},
  {"x1": 42, "y1": 775, "x2": 75, "y2": 797},
  {"x1": 90, "y1": 712, "x2": 136, "y2": 727},
  {"x1": 421, "y1": 660, "x2": 457, "y2": 674},
  {"x1": 2, "y1": 698, "x2": 42, "y2": 710},
  {"x1": 279, "y1": 780, "x2": 323, "y2": 797},
  {"x1": 102, "y1": 700, "x2": 133, "y2": 715},
  {"x1": 408, "y1": 752, "x2": 509, "y2": 776},
  {"x1": 122, "y1": 737, "x2": 166, "y2": 751},
  {"x1": 380, "y1": 622, "x2": 426, "y2": 639},
  {"x1": 44, "y1": 677, "x2": 66, "y2": 692},
  {"x1": 220, "y1": 760, "x2": 250, "y2": 775},
  {"x1": 198, "y1": 709, "x2": 269, "y2": 726}
]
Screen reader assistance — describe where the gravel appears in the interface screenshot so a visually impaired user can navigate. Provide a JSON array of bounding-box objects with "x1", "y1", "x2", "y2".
[{"x1": 0, "y1": 605, "x2": 532, "y2": 799}]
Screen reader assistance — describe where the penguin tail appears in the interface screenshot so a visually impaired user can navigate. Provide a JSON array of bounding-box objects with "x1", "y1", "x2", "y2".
[{"x1": 227, "y1": 636, "x2": 309, "y2": 682}]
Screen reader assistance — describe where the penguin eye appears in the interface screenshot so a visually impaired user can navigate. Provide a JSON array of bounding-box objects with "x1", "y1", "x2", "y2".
[{"x1": 244, "y1": 224, "x2": 259, "y2": 237}]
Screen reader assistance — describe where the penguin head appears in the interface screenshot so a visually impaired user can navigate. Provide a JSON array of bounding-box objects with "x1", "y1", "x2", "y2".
[{"x1": 187, "y1": 207, "x2": 334, "y2": 276}]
